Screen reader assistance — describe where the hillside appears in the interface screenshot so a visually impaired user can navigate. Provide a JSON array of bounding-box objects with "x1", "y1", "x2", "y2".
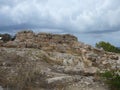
[{"x1": 0, "y1": 31, "x2": 120, "y2": 90}]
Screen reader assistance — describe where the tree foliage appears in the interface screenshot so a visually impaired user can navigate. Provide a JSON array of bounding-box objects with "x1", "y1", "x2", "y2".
[
  {"x1": 0, "y1": 33, "x2": 12, "y2": 42},
  {"x1": 96, "y1": 41, "x2": 120, "y2": 53}
]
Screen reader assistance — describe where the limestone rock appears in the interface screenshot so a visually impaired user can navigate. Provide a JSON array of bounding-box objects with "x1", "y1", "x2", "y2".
[{"x1": 0, "y1": 30, "x2": 119, "y2": 90}]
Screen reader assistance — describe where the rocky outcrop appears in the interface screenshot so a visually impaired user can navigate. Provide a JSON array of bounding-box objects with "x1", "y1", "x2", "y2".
[
  {"x1": 4, "y1": 31, "x2": 78, "y2": 51},
  {"x1": 0, "y1": 47, "x2": 119, "y2": 90},
  {"x1": 0, "y1": 30, "x2": 120, "y2": 90}
]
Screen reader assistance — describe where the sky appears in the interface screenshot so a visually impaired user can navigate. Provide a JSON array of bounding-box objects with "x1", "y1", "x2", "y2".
[{"x1": 0, "y1": 0, "x2": 120, "y2": 46}]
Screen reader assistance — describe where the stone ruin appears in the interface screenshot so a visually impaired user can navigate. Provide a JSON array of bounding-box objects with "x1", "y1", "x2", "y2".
[
  {"x1": 3, "y1": 30, "x2": 78, "y2": 51},
  {"x1": 15, "y1": 30, "x2": 77, "y2": 43}
]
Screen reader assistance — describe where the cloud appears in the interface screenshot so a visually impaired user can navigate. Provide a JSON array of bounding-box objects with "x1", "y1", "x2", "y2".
[
  {"x1": 0, "y1": 0, "x2": 120, "y2": 46},
  {"x1": 84, "y1": 29, "x2": 120, "y2": 34}
]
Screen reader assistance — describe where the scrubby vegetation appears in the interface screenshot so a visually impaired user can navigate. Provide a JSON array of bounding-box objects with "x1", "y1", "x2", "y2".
[
  {"x1": 0, "y1": 33, "x2": 12, "y2": 42},
  {"x1": 100, "y1": 70, "x2": 120, "y2": 90},
  {"x1": 96, "y1": 41, "x2": 120, "y2": 53}
]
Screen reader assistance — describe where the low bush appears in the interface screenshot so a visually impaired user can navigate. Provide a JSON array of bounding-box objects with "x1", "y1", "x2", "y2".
[
  {"x1": 101, "y1": 70, "x2": 120, "y2": 90},
  {"x1": 96, "y1": 41, "x2": 120, "y2": 53}
]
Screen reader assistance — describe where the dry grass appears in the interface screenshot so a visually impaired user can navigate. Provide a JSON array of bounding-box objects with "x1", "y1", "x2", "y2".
[{"x1": 0, "y1": 49, "x2": 45, "y2": 90}]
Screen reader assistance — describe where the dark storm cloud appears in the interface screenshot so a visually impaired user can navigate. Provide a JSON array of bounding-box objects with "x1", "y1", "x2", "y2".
[
  {"x1": 85, "y1": 29, "x2": 120, "y2": 34},
  {"x1": 0, "y1": 0, "x2": 120, "y2": 32},
  {"x1": 0, "y1": 0, "x2": 120, "y2": 46}
]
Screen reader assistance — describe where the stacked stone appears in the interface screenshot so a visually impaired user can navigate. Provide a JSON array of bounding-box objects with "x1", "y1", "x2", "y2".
[{"x1": 4, "y1": 30, "x2": 78, "y2": 50}]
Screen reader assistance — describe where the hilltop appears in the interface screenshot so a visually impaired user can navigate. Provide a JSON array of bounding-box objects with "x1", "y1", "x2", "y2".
[{"x1": 0, "y1": 30, "x2": 120, "y2": 90}]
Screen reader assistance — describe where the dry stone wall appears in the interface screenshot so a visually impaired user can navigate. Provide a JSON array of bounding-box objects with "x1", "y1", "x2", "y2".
[
  {"x1": 4, "y1": 30, "x2": 78, "y2": 51},
  {"x1": 15, "y1": 30, "x2": 77, "y2": 43}
]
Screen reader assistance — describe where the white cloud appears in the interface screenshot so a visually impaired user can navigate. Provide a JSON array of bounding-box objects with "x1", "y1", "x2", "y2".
[{"x1": 0, "y1": 0, "x2": 120, "y2": 46}]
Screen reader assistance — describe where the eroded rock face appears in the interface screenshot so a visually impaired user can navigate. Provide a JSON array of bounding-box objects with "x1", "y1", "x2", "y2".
[{"x1": 0, "y1": 31, "x2": 120, "y2": 90}]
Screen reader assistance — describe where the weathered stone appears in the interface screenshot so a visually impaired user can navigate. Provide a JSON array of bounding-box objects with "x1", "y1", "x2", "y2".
[
  {"x1": 0, "y1": 40, "x2": 3, "y2": 46},
  {"x1": 0, "y1": 31, "x2": 119, "y2": 90},
  {"x1": 4, "y1": 31, "x2": 78, "y2": 51},
  {"x1": 15, "y1": 30, "x2": 35, "y2": 41},
  {"x1": 83, "y1": 67, "x2": 99, "y2": 75},
  {"x1": 109, "y1": 55, "x2": 119, "y2": 60},
  {"x1": 3, "y1": 41, "x2": 18, "y2": 47}
]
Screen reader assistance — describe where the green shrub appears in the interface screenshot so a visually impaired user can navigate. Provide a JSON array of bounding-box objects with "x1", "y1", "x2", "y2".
[
  {"x1": 96, "y1": 41, "x2": 120, "y2": 53},
  {"x1": 101, "y1": 70, "x2": 120, "y2": 90}
]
